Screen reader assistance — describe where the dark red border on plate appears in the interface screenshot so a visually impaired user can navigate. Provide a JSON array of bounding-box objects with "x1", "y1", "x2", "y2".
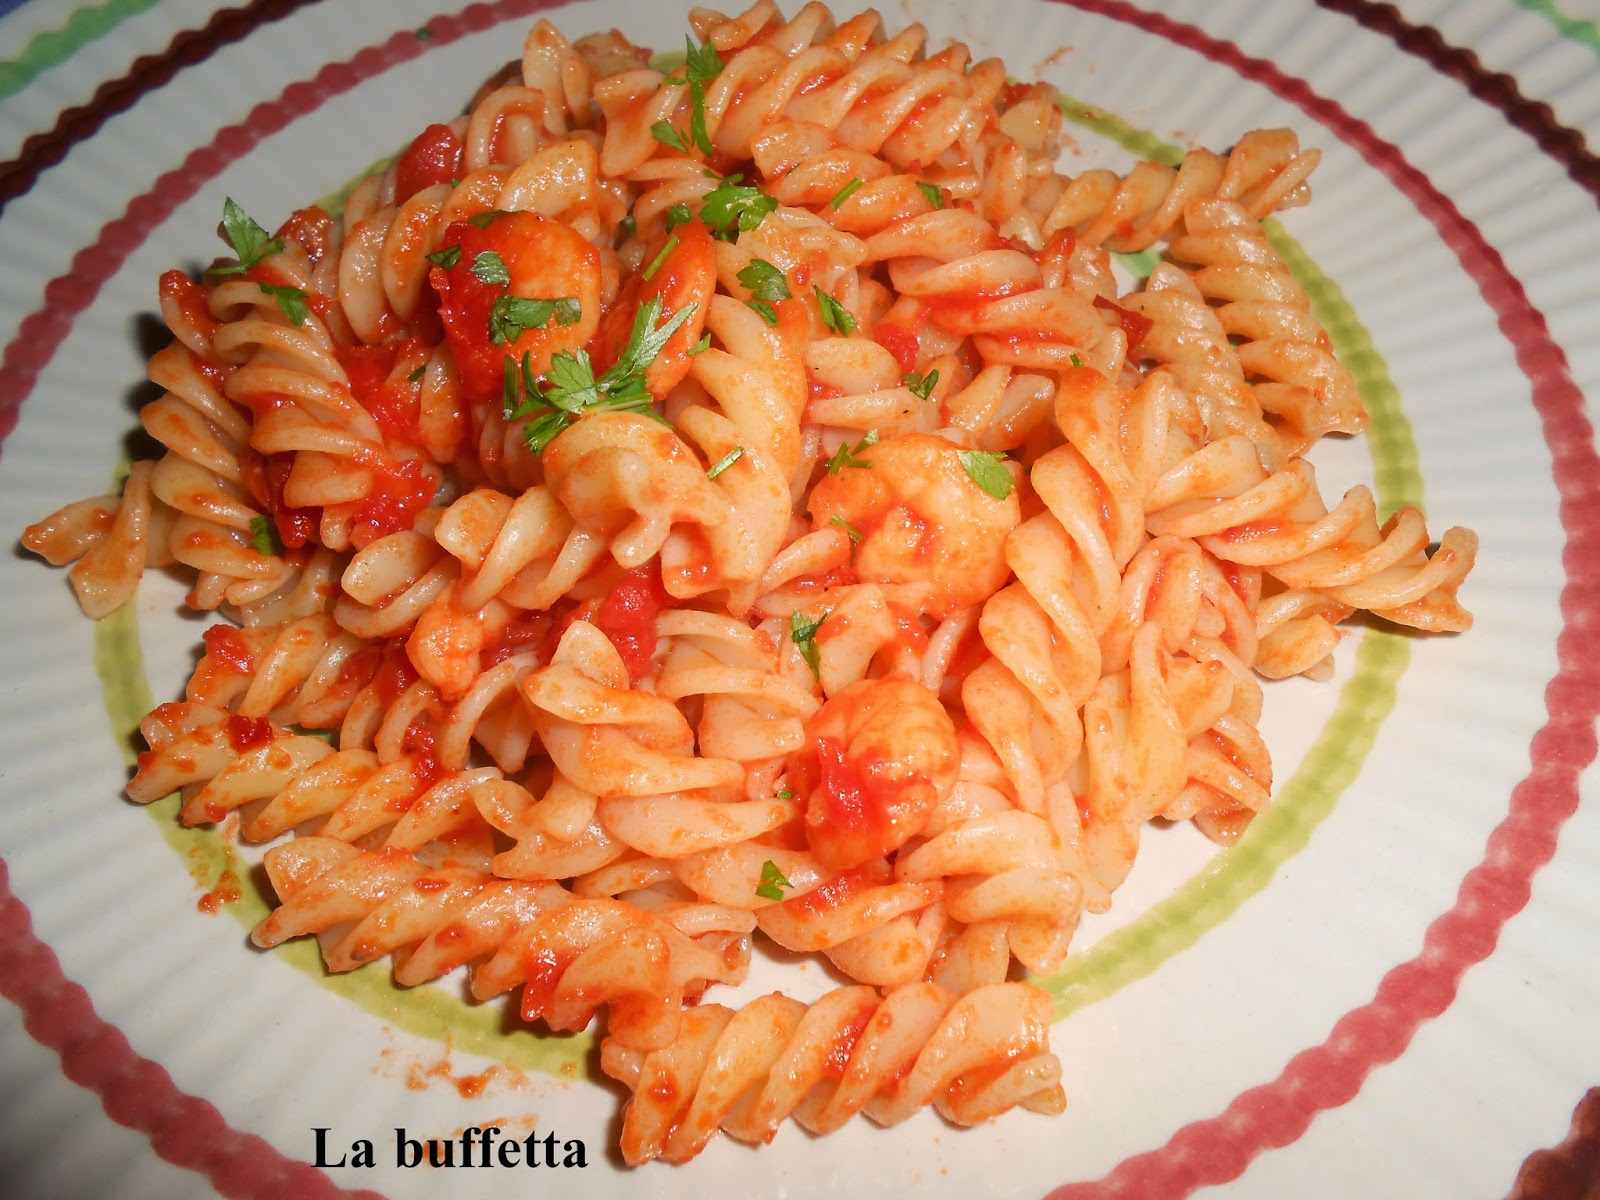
[{"x1": 0, "y1": 2, "x2": 1595, "y2": 1198}]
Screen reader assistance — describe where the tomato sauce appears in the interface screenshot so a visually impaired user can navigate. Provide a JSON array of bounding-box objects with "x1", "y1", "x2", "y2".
[
  {"x1": 336, "y1": 339, "x2": 432, "y2": 448},
  {"x1": 159, "y1": 270, "x2": 221, "y2": 347},
  {"x1": 593, "y1": 561, "x2": 671, "y2": 681},
  {"x1": 224, "y1": 714, "x2": 274, "y2": 752},
  {"x1": 349, "y1": 457, "x2": 437, "y2": 546},
  {"x1": 1093, "y1": 294, "x2": 1153, "y2": 352},
  {"x1": 201, "y1": 624, "x2": 257, "y2": 675},
  {"x1": 520, "y1": 946, "x2": 577, "y2": 1022}
]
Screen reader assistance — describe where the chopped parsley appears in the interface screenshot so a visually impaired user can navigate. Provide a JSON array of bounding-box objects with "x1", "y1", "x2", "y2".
[
  {"x1": 738, "y1": 258, "x2": 790, "y2": 302},
  {"x1": 425, "y1": 244, "x2": 461, "y2": 268},
  {"x1": 813, "y1": 285, "x2": 857, "y2": 335},
  {"x1": 917, "y1": 181, "x2": 944, "y2": 209},
  {"x1": 260, "y1": 283, "x2": 309, "y2": 325},
  {"x1": 642, "y1": 236, "x2": 678, "y2": 282},
  {"x1": 777, "y1": 788, "x2": 794, "y2": 801},
  {"x1": 687, "y1": 333, "x2": 712, "y2": 356},
  {"x1": 660, "y1": 35, "x2": 724, "y2": 86},
  {"x1": 407, "y1": 364, "x2": 426, "y2": 382},
  {"x1": 829, "y1": 177, "x2": 864, "y2": 209},
  {"x1": 505, "y1": 296, "x2": 697, "y2": 452},
  {"x1": 652, "y1": 121, "x2": 692, "y2": 155},
  {"x1": 664, "y1": 202, "x2": 692, "y2": 231},
  {"x1": 790, "y1": 609, "x2": 829, "y2": 678},
  {"x1": 688, "y1": 83, "x2": 714, "y2": 156},
  {"x1": 1069, "y1": 352, "x2": 1084, "y2": 367},
  {"x1": 466, "y1": 209, "x2": 508, "y2": 229},
  {"x1": 902, "y1": 369, "x2": 939, "y2": 401},
  {"x1": 700, "y1": 173, "x2": 777, "y2": 241},
  {"x1": 738, "y1": 258, "x2": 789, "y2": 326},
  {"x1": 830, "y1": 515, "x2": 863, "y2": 544},
  {"x1": 210, "y1": 198, "x2": 284, "y2": 276},
  {"x1": 470, "y1": 250, "x2": 510, "y2": 287},
  {"x1": 824, "y1": 429, "x2": 877, "y2": 475},
  {"x1": 249, "y1": 514, "x2": 282, "y2": 557},
  {"x1": 958, "y1": 449, "x2": 1014, "y2": 500},
  {"x1": 488, "y1": 295, "x2": 581, "y2": 345},
  {"x1": 756, "y1": 859, "x2": 792, "y2": 902},
  {"x1": 415, "y1": 26, "x2": 434, "y2": 41},
  {"x1": 706, "y1": 446, "x2": 744, "y2": 478}
]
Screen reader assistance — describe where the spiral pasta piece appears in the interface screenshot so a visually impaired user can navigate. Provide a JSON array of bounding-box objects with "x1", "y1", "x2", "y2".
[{"x1": 601, "y1": 980, "x2": 1063, "y2": 1163}]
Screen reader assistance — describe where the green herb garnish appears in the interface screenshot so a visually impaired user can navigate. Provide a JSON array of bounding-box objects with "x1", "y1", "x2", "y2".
[
  {"x1": 902, "y1": 369, "x2": 938, "y2": 401},
  {"x1": 756, "y1": 859, "x2": 792, "y2": 902},
  {"x1": 706, "y1": 447, "x2": 744, "y2": 478},
  {"x1": 642, "y1": 236, "x2": 678, "y2": 282},
  {"x1": 829, "y1": 177, "x2": 864, "y2": 209},
  {"x1": 260, "y1": 283, "x2": 310, "y2": 325},
  {"x1": 813, "y1": 285, "x2": 857, "y2": 335},
  {"x1": 917, "y1": 181, "x2": 944, "y2": 209},
  {"x1": 824, "y1": 429, "x2": 878, "y2": 475},
  {"x1": 425, "y1": 244, "x2": 461, "y2": 268},
  {"x1": 665, "y1": 203, "x2": 692, "y2": 231},
  {"x1": 700, "y1": 173, "x2": 777, "y2": 240},
  {"x1": 507, "y1": 296, "x2": 697, "y2": 453},
  {"x1": 488, "y1": 295, "x2": 581, "y2": 345},
  {"x1": 470, "y1": 250, "x2": 510, "y2": 287},
  {"x1": 210, "y1": 198, "x2": 284, "y2": 276},
  {"x1": 958, "y1": 449, "x2": 1014, "y2": 500},
  {"x1": 249, "y1": 514, "x2": 282, "y2": 557},
  {"x1": 790, "y1": 609, "x2": 829, "y2": 678}
]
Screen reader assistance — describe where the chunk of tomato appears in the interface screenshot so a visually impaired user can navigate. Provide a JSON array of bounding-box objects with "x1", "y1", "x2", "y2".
[{"x1": 394, "y1": 123, "x2": 464, "y2": 205}]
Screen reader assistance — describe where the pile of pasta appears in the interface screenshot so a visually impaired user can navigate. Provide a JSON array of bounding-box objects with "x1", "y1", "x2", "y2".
[{"x1": 22, "y1": 0, "x2": 1476, "y2": 1166}]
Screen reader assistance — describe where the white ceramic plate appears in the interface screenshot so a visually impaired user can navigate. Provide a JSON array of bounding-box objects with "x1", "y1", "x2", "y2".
[{"x1": 1, "y1": 1, "x2": 1597, "y2": 1197}]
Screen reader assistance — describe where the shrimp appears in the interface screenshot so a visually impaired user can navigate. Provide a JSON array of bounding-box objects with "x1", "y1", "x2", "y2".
[
  {"x1": 806, "y1": 432, "x2": 1020, "y2": 616},
  {"x1": 789, "y1": 679, "x2": 960, "y2": 870}
]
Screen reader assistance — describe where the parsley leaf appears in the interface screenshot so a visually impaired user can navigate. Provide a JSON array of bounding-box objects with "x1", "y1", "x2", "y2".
[
  {"x1": 917, "y1": 181, "x2": 944, "y2": 209},
  {"x1": 642, "y1": 236, "x2": 679, "y2": 282},
  {"x1": 488, "y1": 295, "x2": 581, "y2": 345},
  {"x1": 665, "y1": 202, "x2": 692, "y2": 231},
  {"x1": 509, "y1": 296, "x2": 698, "y2": 453},
  {"x1": 777, "y1": 788, "x2": 794, "y2": 801},
  {"x1": 830, "y1": 515, "x2": 863, "y2": 544},
  {"x1": 467, "y1": 209, "x2": 508, "y2": 229},
  {"x1": 470, "y1": 250, "x2": 510, "y2": 287},
  {"x1": 661, "y1": 35, "x2": 724, "y2": 86},
  {"x1": 425, "y1": 244, "x2": 461, "y2": 268},
  {"x1": 746, "y1": 301, "x2": 778, "y2": 325},
  {"x1": 249, "y1": 514, "x2": 282, "y2": 557},
  {"x1": 790, "y1": 609, "x2": 829, "y2": 678},
  {"x1": 958, "y1": 449, "x2": 1014, "y2": 500},
  {"x1": 689, "y1": 82, "x2": 714, "y2": 157},
  {"x1": 813, "y1": 285, "x2": 857, "y2": 335},
  {"x1": 687, "y1": 333, "x2": 711, "y2": 356},
  {"x1": 824, "y1": 429, "x2": 878, "y2": 475},
  {"x1": 706, "y1": 446, "x2": 744, "y2": 478},
  {"x1": 700, "y1": 173, "x2": 777, "y2": 240},
  {"x1": 260, "y1": 283, "x2": 310, "y2": 325},
  {"x1": 738, "y1": 258, "x2": 790, "y2": 303},
  {"x1": 407, "y1": 364, "x2": 426, "y2": 383},
  {"x1": 1069, "y1": 352, "x2": 1084, "y2": 367},
  {"x1": 415, "y1": 26, "x2": 434, "y2": 41},
  {"x1": 652, "y1": 121, "x2": 691, "y2": 154},
  {"x1": 902, "y1": 369, "x2": 939, "y2": 401},
  {"x1": 756, "y1": 859, "x2": 792, "y2": 902},
  {"x1": 829, "y1": 177, "x2": 864, "y2": 209},
  {"x1": 210, "y1": 198, "x2": 285, "y2": 276}
]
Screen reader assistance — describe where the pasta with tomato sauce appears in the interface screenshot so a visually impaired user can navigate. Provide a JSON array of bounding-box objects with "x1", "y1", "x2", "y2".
[{"x1": 20, "y1": 0, "x2": 1476, "y2": 1165}]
